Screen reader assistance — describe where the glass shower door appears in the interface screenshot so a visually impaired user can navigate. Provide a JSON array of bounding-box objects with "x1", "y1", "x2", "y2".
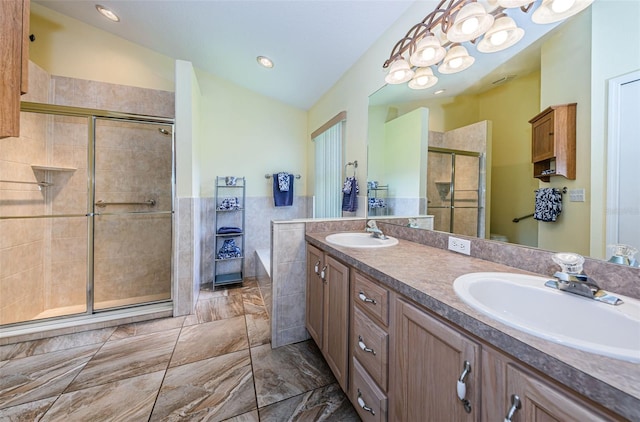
[{"x1": 92, "y1": 118, "x2": 173, "y2": 310}]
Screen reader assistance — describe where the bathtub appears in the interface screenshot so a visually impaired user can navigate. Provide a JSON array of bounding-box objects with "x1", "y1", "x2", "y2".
[{"x1": 255, "y1": 249, "x2": 272, "y2": 318}]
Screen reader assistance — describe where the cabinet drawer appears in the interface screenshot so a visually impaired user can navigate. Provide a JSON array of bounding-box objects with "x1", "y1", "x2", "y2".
[
  {"x1": 353, "y1": 306, "x2": 388, "y2": 390},
  {"x1": 353, "y1": 271, "x2": 389, "y2": 326},
  {"x1": 351, "y1": 358, "x2": 387, "y2": 422}
]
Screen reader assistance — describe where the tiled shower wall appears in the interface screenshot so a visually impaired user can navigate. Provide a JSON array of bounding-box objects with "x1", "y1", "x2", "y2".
[{"x1": 0, "y1": 62, "x2": 175, "y2": 325}]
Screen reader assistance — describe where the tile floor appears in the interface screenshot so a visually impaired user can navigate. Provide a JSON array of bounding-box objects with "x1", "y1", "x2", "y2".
[{"x1": 0, "y1": 279, "x2": 360, "y2": 421}]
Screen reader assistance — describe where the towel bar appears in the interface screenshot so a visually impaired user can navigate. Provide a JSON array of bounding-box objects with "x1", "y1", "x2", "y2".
[
  {"x1": 513, "y1": 213, "x2": 534, "y2": 223},
  {"x1": 0, "y1": 179, "x2": 52, "y2": 187},
  {"x1": 264, "y1": 174, "x2": 301, "y2": 179},
  {"x1": 95, "y1": 199, "x2": 156, "y2": 207}
]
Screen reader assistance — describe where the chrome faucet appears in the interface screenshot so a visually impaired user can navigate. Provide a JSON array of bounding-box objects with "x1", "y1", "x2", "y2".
[
  {"x1": 544, "y1": 253, "x2": 624, "y2": 306},
  {"x1": 366, "y1": 220, "x2": 387, "y2": 239}
]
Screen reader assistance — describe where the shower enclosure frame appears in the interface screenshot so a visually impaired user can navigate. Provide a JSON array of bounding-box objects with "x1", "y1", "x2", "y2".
[
  {"x1": 1, "y1": 101, "x2": 175, "y2": 329},
  {"x1": 427, "y1": 146, "x2": 486, "y2": 238}
]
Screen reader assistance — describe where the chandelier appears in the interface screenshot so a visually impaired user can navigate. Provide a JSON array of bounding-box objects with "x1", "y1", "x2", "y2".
[{"x1": 383, "y1": 0, "x2": 594, "y2": 89}]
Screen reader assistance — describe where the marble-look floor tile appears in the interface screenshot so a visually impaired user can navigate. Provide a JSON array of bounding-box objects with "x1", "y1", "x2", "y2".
[
  {"x1": 245, "y1": 312, "x2": 270, "y2": 348},
  {"x1": 66, "y1": 328, "x2": 180, "y2": 392},
  {"x1": 41, "y1": 370, "x2": 164, "y2": 422},
  {"x1": 221, "y1": 409, "x2": 260, "y2": 422},
  {"x1": 0, "y1": 344, "x2": 100, "y2": 409},
  {"x1": 170, "y1": 316, "x2": 248, "y2": 368},
  {"x1": 184, "y1": 295, "x2": 245, "y2": 326},
  {"x1": 150, "y1": 349, "x2": 255, "y2": 422},
  {"x1": 242, "y1": 290, "x2": 265, "y2": 315},
  {"x1": 0, "y1": 327, "x2": 115, "y2": 361},
  {"x1": 109, "y1": 316, "x2": 185, "y2": 340},
  {"x1": 251, "y1": 341, "x2": 336, "y2": 408},
  {"x1": 0, "y1": 396, "x2": 56, "y2": 421},
  {"x1": 258, "y1": 383, "x2": 359, "y2": 422}
]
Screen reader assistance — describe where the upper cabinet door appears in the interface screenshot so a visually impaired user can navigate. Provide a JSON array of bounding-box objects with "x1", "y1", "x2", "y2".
[{"x1": 1, "y1": 0, "x2": 29, "y2": 139}]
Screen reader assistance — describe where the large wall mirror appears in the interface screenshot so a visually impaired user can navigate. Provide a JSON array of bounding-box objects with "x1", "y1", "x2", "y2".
[{"x1": 367, "y1": 2, "x2": 640, "y2": 267}]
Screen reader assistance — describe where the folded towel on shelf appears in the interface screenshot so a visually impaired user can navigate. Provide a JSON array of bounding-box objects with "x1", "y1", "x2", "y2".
[
  {"x1": 277, "y1": 172, "x2": 290, "y2": 192},
  {"x1": 368, "y1": 198, "x2": 386, "y2": 208},
  {"x1": 342, "y1": 176, "x2": 359, "y2": 212},
  {"x1": 217, "y1": 238, "x2": 242, "y2": 259},
  {"x1": 273, "y1": 173, "x2": 294, "y2": 206},
  {"x1": 217, "y1": 197, "x2": 240, "y2": 210},
  {"x1": 533, "y1": 188, "x2": 563, "y2": 222},
  {"x1": 217, "y1": 226, "x2": 243, "y2": 234}
]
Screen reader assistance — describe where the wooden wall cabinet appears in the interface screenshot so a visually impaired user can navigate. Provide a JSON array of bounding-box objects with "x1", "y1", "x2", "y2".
[
  {"x1": 1, "y1": 0, "x2": 30, "y2": 139},
  {"x1": 305, "y1": 244, "x2": 350, "y2": 391},
  {"x1": 529, "y1": 103, "x2": 576, "y2": 182}
]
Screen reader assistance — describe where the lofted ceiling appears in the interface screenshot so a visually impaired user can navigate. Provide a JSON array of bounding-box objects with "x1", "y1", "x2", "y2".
[
  {"x1": 33, "y1": 0, "x2": 566, "y2": 110},
  {"x1": 33, "y1": 0, "x2": 416, "y2": 110}
]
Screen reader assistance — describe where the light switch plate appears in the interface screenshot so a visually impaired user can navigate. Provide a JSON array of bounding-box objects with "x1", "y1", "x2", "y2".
[{"x1": 569, "y1": 189, "x2": 585, "y2": 202}]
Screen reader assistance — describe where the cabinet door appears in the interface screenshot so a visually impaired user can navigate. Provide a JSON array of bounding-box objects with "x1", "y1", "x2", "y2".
[
  {"x1": 324, "y1": 254, "x2": 350, "y2": 391},
  {"x1": 393, "y1": 299, "x2": 480, "y2": 421},
  {"x1": 305, "y1": 244, "x2": 324, "y2": 347},
  {"x1": 504, "y1": 365, "x2": 613, "y2": 422},
  {"x1": 531, "y1": 112, "x2": 555, "y2": 162}
]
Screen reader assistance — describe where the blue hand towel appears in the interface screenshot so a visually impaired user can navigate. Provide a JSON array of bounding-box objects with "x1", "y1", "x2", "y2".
[
  {"x1": 342, "y1": 176, "x2": 359, "y2": 212},
  {"x1": 273, "y1": 173, "x2": 294, "y2": 206}
]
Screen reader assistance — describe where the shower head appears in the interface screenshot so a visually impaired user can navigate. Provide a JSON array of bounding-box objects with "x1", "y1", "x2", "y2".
[{"x1": 158, "y1": 128, "x2": 172, "y2": 136}]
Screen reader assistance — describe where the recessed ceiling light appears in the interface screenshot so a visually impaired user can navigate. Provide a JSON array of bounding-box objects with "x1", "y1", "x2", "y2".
[
  {"x1": 434, "y1": 89, "x2": 446, "y2": 95},
  {"x1": 257, "y1": 56, "x2": 274, "y2": 69},
  {"x1": 96, "y1": 5, "x2": 120, "y2": 22}
]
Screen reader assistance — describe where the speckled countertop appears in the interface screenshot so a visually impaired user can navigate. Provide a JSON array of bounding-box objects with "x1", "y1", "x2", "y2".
[{"x1": 306, "y1": 232, "x2": 640, "y2": 421}]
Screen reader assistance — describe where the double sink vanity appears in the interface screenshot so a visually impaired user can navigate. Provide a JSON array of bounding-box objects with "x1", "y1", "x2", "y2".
[{"x1": 304, "y1": 221, "x2": 640, "y2": 421}]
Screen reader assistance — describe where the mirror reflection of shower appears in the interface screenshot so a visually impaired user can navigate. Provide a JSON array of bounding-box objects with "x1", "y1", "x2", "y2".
[{"x1": 427, "y1": 147, "x2": 485, "y2": 238}]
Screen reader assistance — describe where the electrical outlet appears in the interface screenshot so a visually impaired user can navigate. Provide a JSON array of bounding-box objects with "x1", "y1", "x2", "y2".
[{"x1": 448, "y1": 236, "x2": 471, "y2": 255}]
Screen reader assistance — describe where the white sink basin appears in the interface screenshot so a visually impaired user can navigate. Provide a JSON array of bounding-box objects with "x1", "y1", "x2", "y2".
[
  {"x1": 325, "y1": 232, "x2": 398, "y2": 248},
  {"x1": 453, "y1": 272, "x2": 640, "y2": 362}
]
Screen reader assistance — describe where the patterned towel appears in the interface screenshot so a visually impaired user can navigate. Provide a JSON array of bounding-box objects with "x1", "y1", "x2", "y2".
[
  {"x1": 217, "y1": 239, "x2": 242, "y2": 259},
  {"x1": 533, "y1": 188, "x2": 562, "y2": 222},
  {"x1": 342, "y1": 177, "x2": 359, "y2": 212},
  {"x1": 277, "y1": 172, "x2": 290, "y2": 192}
]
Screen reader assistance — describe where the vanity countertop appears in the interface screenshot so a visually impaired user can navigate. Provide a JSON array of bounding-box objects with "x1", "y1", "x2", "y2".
[{"x1": 306, "y1": 231, "x2": 640, "y2": 421}]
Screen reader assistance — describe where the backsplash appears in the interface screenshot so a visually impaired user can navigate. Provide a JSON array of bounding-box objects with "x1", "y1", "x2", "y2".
[{"x1": 378, "y1": 222, "x2": 640, "y2": 300}]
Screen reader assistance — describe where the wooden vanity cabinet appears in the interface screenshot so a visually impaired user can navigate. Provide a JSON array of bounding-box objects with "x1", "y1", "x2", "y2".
[
  {"x1": 349, "y1": 270, "x2": 391, "y2": 421},
  {"x1": 305, "y1": 244, "x2": 350, "y2": 391},
  {"x1": 482, "y1": 346, "x2": 617, "y2": 422},
  {"x1": 529, "y1": 103, "x2": 576, "y2": 182},
  {"x1": 393, "y1": 298, "x2": 481, "y2": 421},
  {"x1": 1, "y1": 0, "x2": 30, "y2": 139}
]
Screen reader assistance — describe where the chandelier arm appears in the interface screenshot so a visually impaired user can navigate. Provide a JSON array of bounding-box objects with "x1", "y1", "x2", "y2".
[
  {"x1": 382, "y1": 0, "x2": 472, "y2": 68},
  {"x1": 520, "y1": 2, "x2": 535, "y2": 13}
]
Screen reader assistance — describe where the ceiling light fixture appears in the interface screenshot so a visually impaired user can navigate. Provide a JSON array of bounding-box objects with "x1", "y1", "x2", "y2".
[
  {"x1": 257, "y1": 56, "x2": 274, "y2": 69},
  {"x1": 383, "y1": 0, "x2": 594, "y2": 90},
  {"x1": 95, "y1": 5, "x2": 120, "y2": 22}
]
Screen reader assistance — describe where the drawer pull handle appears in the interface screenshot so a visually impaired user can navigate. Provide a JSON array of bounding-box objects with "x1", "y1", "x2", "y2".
[
  {"x1": 358, "y1": 291, "x2": 377, "y2": 304},
  {"x1": 456, "y1": 360, "x2": 472, "y2": 413},
  {"x1": 503, "y1": 394, "x2": 521, "y2": 422},
  {"x1": 358, "y1": 335, "x2": 376, "y2": 355},
  {"x1": 320, "y1": 265, "x2": 327, "y2": 283},
  {"x1": 357, "y1": 389, "x2": 375, "y2": 415},
  {"x1": 314, "y1": 260, "x2": 321, "y2": 275}
]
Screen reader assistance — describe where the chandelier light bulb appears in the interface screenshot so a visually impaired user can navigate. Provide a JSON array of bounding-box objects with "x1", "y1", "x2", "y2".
[
  {"x1": 438, "y1": 45, "x2": 474, "y2": 74},
  {"x1": 385, "y1": 58, "x2": 414, "y2": 84},
  {"x1": 408, "y1": 67, "x2": 438, "y2": 90},
  {"x1": 410, "y1": 35, "x2": 446, "y2": 67},
  {"x1": 490, "y1": 29, "x2": 509, "y2": 46},
  {"x1": 461, "y1": 17, "x2": 480, "y2": 35},
  {"x1": 447, "y1": 2, "x2": 494, "y2": 43},
  {"x1": 551, "y1": 0, "x2": 576, "y2": 13}
]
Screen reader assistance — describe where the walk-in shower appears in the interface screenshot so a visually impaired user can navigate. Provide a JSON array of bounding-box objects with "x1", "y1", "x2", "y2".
[
  {"x1": 427, "y1": 147, "x2": 485, "y2": 237},
  {"x1": 0, "y1": 102, "x2": 174, "y2": 327}
]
